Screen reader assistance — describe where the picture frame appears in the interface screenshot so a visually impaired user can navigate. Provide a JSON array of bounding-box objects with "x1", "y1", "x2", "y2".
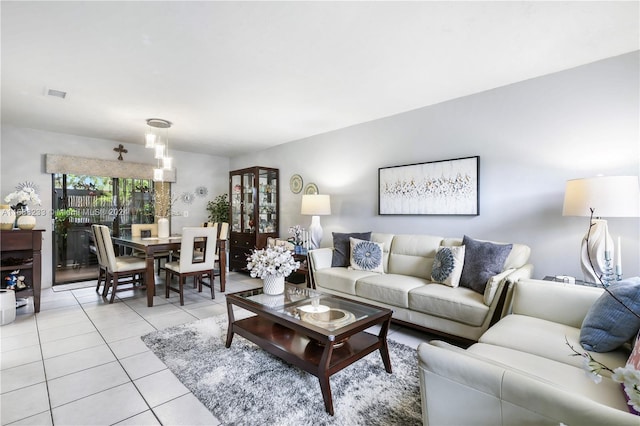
[{"x1": 378, "y1": 156, "x2": 479, "y2": 215}]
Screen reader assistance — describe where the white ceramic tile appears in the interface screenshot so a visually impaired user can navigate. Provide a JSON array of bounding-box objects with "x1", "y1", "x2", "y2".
[
  {"x1": 48, "y1": 361, "x2": 130, "y2": 407},
  {"x1": 38, "y1": 297, "x2": 79, "y2": 311},
  {"x1": 134, "y1": 369, "x2": 190, "y2": 407},
  {"x1": 98, "y1": 319, "x2": 156, "y2": 342},
  {"x1": 119, "y1": 350, "x2": 167, "y2": 380},
  {"x1": 0, "y1": 382, "x2": 50, "y2": 425},
  {"x1": 1, "y1": 331, "x2": 39, "y2": 352},
  {"x1": 185, "y1": 302, "x2": 227, "y2": 319},
  {"x1": 35, "y1": 309, "x2": 88, "y2": 331},
  {"x1": 388, "y1": 326, "x2": 432, "y2": 350},
  {"x1": 38, "y1": 320, "x2": 96, "y2": 343},
  {"x1": 144, "y1": 311, "x2": 197, "y2": 330},
  {"x1": 130, "y1": 301, "x2": 184, "y2": 318},
  {"x1": 0, "y1": 360, "x2": 45, "y2": 394},
  {"x1": 114, "y1": 410, "x2": 160, "y2": 425},
  {"x1": 6, "y1": 410, "x2": 53, "y2": 425},
  {"x1": 40, "y1": 330, "x2": 105, "y2": 359},
  {"x1": 51, "y1": 382, "x2": 148, "y2": 425},
  {"x1": 44, "y1": 343, "x2": 115, "y2": 379},
  {"x1": 89, "y1": 310, "x2": 143, "y2": 330},
  {"x1": 0, "y1": 344, "x2": 42, "y2": 370},
  {"x1": 0, "y1": 316, "x2": 37, "y2": 338},
  {"x1": 152, "y1": 393, "x2": 220, "y2": 426},
  {"x1": 108, "y1": 335, "x2": 151, "y2": 359},
  {"x1": 34, "y1": 305, "x2": 84, "y2": 321}
]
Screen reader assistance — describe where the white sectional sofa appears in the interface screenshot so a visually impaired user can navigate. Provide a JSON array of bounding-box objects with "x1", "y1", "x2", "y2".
[
  {"x1": 308, "y1": 233, "x2": 532, "y2": 342},
  {"x1": 418, "y1": 279, "x2": 638, "y2": 425}
]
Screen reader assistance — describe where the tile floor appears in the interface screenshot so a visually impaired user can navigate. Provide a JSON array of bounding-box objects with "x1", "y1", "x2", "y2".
[{"x1": 1, "y1": 272, "x2": 433, "y2": 425}]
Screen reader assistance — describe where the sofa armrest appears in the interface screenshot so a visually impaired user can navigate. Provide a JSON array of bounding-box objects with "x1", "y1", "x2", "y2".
[
  {"x1": 418, "y1": 341, "x2": 638, "y2": 426},
  {"x1": 483, "y1": 264, "x2": 533, "y2": 306},
  {"x1": 512, "y1": 278, "x2": 604, "y2": 328},
  {"x1": 308, "y1": 248, "x2": 333, "y2": 271}
]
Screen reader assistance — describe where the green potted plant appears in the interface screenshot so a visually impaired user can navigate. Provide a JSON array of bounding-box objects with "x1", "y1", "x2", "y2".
[{"x1": 206, "y1": 193, "x2": 230, "y2": 224}]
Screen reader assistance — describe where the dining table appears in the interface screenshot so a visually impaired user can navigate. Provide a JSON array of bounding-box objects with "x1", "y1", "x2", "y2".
[{"x1": 112, "y1": 234, "x2": 227, "y2": 307}]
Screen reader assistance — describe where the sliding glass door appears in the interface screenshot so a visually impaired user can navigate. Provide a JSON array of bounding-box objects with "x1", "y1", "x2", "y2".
[{"x1": 52, "y1": 174, "x2": 157, "y2": 285}]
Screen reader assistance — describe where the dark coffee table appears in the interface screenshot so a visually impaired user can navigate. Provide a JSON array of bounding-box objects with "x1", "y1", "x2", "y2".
[{"x1": 225, "y1": 284, "x2": 393, "y2": 415}]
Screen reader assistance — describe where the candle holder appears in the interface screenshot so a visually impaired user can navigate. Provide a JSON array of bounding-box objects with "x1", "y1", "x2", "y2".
[{"x1": 601, "y1": 252, "x2": 615, "y2": 287}]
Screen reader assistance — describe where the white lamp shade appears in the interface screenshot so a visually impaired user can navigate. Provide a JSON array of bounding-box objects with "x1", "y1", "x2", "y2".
[
  {"x1": 562, "y1": 176, "x2": 640, "y2": 218},
  {"x1": 145, "y1": 131, "x2": 156, "y2": 148},
  {"x1": 154, "y1": 143, "x2": 165, "y2": 160},
  {"x1": 162, "y1": 156, "x2": 173, "y2": 170},
  {"x1": 153, "y1": 168, "x2": 164, "y2": 182},
  {"x1": 301, "y1": 194, "x2": 331, "y2": 215}
]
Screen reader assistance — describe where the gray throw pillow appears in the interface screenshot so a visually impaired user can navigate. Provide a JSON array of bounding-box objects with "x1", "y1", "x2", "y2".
[
  {"x1": 331, "y1": 232, "x2": 372, "y2": 267},
  {"x1": 580, "y1": 277, "x2": 640, "y2": 352},
  {"x1": 459, "y1": 235, "x2": 512, "y2": 294}
]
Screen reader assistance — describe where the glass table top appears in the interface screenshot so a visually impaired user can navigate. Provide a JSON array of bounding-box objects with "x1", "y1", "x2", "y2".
[{"x1": 232, "y1": 284, "x2": 387, "y2": 331}]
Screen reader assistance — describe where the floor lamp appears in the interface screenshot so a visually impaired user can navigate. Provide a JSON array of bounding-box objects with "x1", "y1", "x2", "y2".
[
  {"x1": 301, "y1": 194, "x2": 331, "y2": 250},
  {"x1": 562, "y1": 176, "x2": 640, "y2": 284}
]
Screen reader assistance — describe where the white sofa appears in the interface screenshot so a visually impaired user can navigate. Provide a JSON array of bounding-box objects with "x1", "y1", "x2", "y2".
[
  {"x1": 418, "y1": 278, "x2": 637, "y2": 425},
  {"x1": 308, "y1": 233, "x2": 532, "y2": 342}
]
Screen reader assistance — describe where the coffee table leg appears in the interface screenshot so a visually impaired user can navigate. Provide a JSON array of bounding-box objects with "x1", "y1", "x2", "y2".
[
  {"x1": 225, "y1": 301, "x2": 235, "y2": 348},
  {"x1": 378, "y1": 316, "x2": 392, "y2": 373},
  {"x1": 318, "y1": 342, "x2": 335, "y2": 415}
]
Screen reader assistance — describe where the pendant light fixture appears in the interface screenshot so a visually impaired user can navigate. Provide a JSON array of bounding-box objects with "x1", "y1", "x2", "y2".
[{"x1": 144, "y1": 118, "x2": 172, "y2": 181}]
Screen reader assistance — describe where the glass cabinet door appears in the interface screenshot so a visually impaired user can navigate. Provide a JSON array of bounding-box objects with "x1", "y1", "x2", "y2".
[
  {"x1": 258, "y1": 168, "x2": 277, "y2": 233},
  {"x1": 242, "y1": 170, "x2": 255, "y2": 233}
]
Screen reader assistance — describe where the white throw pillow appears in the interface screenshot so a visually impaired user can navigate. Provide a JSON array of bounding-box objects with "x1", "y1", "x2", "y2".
[
  {"x1": 349, "y1": 237, "x2": 384, "y2": 273},
  {"x1": 431, "y1": 245, "x2": 465, "y2": 287}
]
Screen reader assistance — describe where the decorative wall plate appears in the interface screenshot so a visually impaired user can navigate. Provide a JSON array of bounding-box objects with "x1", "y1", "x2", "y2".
[
  {"x1": 290, "y1": 174, "x2": 303, "y2": 194},
  {"x1": 303, "y1": 183, "x2": 318, "y2": 195},
  {"x1": 195, "y1": 186, "x2": 208, "y2": 197},
  {"x1": 181, "y1": 192, "x2": 195, "y2": 204}
]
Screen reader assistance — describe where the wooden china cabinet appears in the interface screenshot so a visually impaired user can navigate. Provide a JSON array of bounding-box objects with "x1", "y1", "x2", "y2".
[
  {"x1": 228, "y1": 166, "x2": 279, "y2": 271},
  {"x1": 1, "y1": 229, "x2": 43, "y2": 313}
]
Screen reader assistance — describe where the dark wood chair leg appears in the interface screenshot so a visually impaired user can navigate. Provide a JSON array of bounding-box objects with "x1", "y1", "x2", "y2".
[
  {"x1": 109, "y1": 272, "x2": 119, "y2": 303},
  {"x1": 179, "y1": 276, "x2": 185, "y2": 306},
  {"x1": 165, "y1": 269, "x2": 171, "y2": 298}
]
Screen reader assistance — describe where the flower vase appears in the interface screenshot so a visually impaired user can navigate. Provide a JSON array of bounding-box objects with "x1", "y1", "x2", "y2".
[
  {"x1": 263, "y1": 274, "x2": 285, "y2": 295},
  {"x1": 13, "y1": 204, "x2": 33, "y2": 230},
  {"x1": 0, "y1": 205, "x2": 15, "y2": 230},
  {"x1": 157, "y1": 217, "x2": 170, "y2": 238}
]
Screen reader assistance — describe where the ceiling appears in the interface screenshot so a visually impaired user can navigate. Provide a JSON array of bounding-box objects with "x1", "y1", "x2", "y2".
[{"x1": 2, "y1": 1, "x2": 638, "y2": 158}]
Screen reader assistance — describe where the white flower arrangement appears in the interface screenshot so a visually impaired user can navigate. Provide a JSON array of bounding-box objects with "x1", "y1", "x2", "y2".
[
  {"x1": 247, "y1": 245, "x2": 300, "y2": 279},
  {"x1": 567, "y1": 339, "x2": 640, "y2": 413},
  {"x1": 4, "y1": 182, "x2": 41, "y2": 207}
]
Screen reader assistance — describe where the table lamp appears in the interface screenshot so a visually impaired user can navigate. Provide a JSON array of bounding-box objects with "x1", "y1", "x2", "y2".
[
  {"x1": 562, "y1": 175, "x2": 640, "y2": 284},
  {"x1": 301, "y1": 194, "x2": 331, "y2": 249}
]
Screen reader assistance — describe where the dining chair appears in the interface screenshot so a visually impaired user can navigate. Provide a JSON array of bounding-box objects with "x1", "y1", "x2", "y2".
[
  {"x1": 94, "y1": 224, "x2": 147, "y2": 303},
  {"x1": 90, "y1": 225, "x2": 108, "y2": 294},
  {"x1": 200, "y1": 222, "x2": 229, "y2": 295},
  {"x1": 165, "y1": 226, "x2": 217, "y2": 305},
  {"x1": 131, "y1": 223, "x2": 172, "y2": 270}
]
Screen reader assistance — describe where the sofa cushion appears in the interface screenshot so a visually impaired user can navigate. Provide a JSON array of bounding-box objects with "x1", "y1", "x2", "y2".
[
  {"x1": 431, "y1": 245, "x2": 465, "y2": 287},
  {"x1": 480, "y1": 314, "x2": 629, "y2": 377},
  {"x1": 355, "y1": 274, "x2": 427, "y2": 308},
  {"x1": 349, "y1": 238, "x2": 384, "y2": 273},
  {"x1": 580, "y1": 277, "x2": 640, "y2": 353},
  {"x1": 313, "y1": 267, "x2": 378, "y2": 295},
  {"x1": 387, "y1": 234, "x2": 443, "y2": 279},
  {"x1": 459, "y1": 235, "x2": 512, "y2": 294},
  {"x1": 331, "y1": 232, "x2": 372, "y2": 267},
  {"x1": 408, "y1": 284, "x2": 488, "y2": 326}
]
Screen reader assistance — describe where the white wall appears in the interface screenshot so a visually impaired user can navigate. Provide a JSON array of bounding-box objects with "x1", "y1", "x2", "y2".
[
  {"x1": 231, "y1": 52, "x2": 640, "y2": 280},
  {"x1": 0, "y1": 126, "x2": 229, "y2": 288}
]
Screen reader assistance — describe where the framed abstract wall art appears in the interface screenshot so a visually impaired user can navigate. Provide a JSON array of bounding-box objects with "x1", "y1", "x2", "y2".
[{"x1": 378, "y1": 156, "x2": 479, "y2": 215}]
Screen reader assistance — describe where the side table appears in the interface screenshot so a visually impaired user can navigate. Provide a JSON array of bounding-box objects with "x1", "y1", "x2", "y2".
[{"x1": 542, "y1": 276, "x2": 600, "y2": 287}]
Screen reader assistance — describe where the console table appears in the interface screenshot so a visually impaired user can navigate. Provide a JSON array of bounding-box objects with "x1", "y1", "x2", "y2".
[{"x1": 1, "y1": 230, "x2": 43, "y2": 313}]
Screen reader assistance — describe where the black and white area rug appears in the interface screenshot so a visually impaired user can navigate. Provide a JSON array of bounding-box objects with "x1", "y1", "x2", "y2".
[{"x1": 141, "y1": 314, "x2": 422, "y2": 426}]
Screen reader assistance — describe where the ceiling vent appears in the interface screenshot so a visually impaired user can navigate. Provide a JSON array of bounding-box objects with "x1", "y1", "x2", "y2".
[{"x1": 46, "y1": 88, "x2": 67, "y2": 99}]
